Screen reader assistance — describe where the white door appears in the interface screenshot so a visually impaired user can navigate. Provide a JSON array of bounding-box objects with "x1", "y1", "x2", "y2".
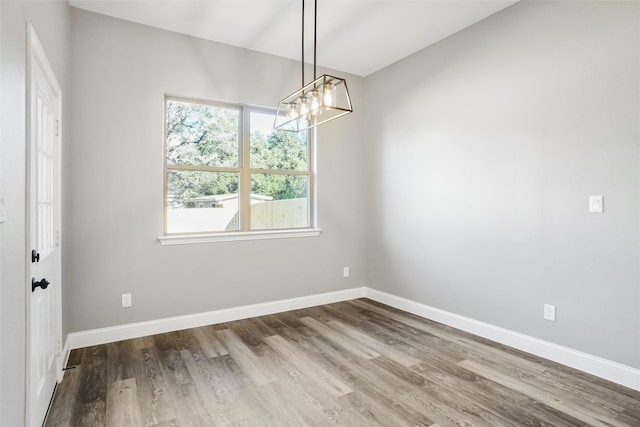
[{"x1": 27, "y1": 24, "x2": 62, "y2": 427}]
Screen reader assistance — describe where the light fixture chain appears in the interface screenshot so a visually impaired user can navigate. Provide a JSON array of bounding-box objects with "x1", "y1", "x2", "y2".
[
  {"x1": 314, "y1": 0, "x2": 317, "y2": 80},
  {"x1": 301, "y1": 0, "x2": 305, "y2": 87}
]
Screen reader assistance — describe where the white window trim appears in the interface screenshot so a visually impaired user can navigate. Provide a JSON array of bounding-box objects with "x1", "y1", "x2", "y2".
[{"x1": 158, "y1": 228, "x2": 322, "y2": 245}]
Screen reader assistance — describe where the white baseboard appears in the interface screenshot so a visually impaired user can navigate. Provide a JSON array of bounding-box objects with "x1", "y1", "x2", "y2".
[
  {"x1": 66, "y1": 287, "x2": 366, "y2": 350},
  {"x1": 63, "y1": 286, "x2": 639, "y2": 392},
  {"x1": 364, "y1": 288, "x2": 640, "y2": 392}
]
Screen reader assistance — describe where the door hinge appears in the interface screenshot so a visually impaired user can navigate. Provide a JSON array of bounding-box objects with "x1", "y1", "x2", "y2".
[
  {"x1": 56, "y1": 230, "x2": 60, "y2": 247},
  {"x1": 55, "y1": 120, "x2": 60, "y2": 137},
  {"x1": 56, "y1": 340, "x2": 61, "y2": 357}
]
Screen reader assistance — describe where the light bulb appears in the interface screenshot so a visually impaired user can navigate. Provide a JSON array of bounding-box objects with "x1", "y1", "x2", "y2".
[
  {"x1": 323, "y1": 82, "x2": 335, "y2": 107},
  {"x1": 299, "y1": 95, "x2": 309, "y2": 117},
  {"x1": 287, "y1": 103, "x2": 298, "y2": 119},
  {"x1": 309, "y1": 89, "x2": 321, "y2": 112},
  {"x1": 294, "y1": 98, "x2": 303, "y2": 117}
]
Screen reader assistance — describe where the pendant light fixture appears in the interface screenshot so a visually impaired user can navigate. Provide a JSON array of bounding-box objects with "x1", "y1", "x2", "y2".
[{"x1": 274, "y1": 0, "x2": 353, "y2": 132}]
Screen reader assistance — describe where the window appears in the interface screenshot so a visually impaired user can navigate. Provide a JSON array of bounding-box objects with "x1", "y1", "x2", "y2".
[{"x1": 163, "y1": 96, "x2": 316, "y2": 242}]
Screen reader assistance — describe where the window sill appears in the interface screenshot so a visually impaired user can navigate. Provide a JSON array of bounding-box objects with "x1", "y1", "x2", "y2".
[{"x1": 158, "y1": 228, "x2": 322, "y2": 245}]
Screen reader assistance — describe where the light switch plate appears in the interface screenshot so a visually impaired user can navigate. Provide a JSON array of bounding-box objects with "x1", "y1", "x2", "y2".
[
  {"x1": 589, "y1": 195, "x2": 604, "y2": 213},
  {"x1": 544, "y1": 304, "x2": 556, "y2": 322}
]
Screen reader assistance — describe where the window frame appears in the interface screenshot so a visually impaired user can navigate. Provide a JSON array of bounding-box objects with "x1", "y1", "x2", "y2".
[{"x1": 160, "y1": 95, "x2": 320, "y2": 245}]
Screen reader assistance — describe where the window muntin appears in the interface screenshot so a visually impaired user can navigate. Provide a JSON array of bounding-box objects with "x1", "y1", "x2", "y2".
[{"x1": 164, "y1": 97, "x2": 313, "y2": 235}]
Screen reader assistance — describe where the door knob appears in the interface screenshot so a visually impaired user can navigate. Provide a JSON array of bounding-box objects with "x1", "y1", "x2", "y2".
[
  {"x1": 31, "y1": 250, "x2": 40, "y2": 263},
  {"x1": 31, "y1": 278, "x2": 50, "y2": 292}
]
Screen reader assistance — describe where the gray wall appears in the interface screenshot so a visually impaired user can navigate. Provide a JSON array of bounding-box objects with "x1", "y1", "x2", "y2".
[
  {"x1": 0, "y1": 1, "x2": 70, "y2": 425},
  {"x1": 66, "y1": 9, "x2": 366, "y2": 332},
  {"x1": 3, "y1": 3, "x2": 639, "y2": 423},
  {"x1": 364, "y1": 0, "x2": 640, "y2": 368}
]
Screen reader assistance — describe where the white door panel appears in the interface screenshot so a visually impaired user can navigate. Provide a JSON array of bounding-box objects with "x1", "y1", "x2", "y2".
[{"x1": 27, "y1": 24, "x2": 62, "y2": 427}]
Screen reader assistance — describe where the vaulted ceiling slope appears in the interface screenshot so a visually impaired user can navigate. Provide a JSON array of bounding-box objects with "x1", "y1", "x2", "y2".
[{"x1": 69, "y1": 0, "x2": 518, "y2": 76}]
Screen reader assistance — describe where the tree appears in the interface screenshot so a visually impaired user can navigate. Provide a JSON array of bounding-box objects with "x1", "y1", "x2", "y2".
[
  {"x1": 250, "y1": 126, "x2": 308, "y2": 200},
  {"x1": 166, "y1": 101, "x2": 240, "y2": 207}
]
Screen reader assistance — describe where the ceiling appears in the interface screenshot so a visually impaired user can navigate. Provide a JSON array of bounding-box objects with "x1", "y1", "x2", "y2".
[{"x1": 69, "y1": 0, "x2": 518, "y2": 77}]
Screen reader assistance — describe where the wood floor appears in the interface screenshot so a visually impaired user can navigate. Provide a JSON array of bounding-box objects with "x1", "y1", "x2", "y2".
[{"x1": 45, "y1": 298, "x2": 640, "y2": 426}]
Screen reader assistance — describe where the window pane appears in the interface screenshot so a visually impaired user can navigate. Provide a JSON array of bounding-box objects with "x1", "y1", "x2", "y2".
[
  {"x1": 166, "y1": 170, "x2": 240, "y2": 233},
  {"x1": 166, "y1": 100, "x2": 239, "y2": 167},
  {"x1": 250, "y1": 111, "x2": 308, "y2": 170},
  {"x1": 251, "y1": 174, "x2": 309, "y2": 229}
]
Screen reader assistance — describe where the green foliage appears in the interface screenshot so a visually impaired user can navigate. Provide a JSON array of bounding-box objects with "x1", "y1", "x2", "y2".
[
  {"x1": 250, "y1": 127, "x2": 307, "y2": 171},
  {"x1": 252, "y1": 173, "x2": 308, "y2": 201},
  {"x1": 166, "y1": 101, "x2": 239, "y2": 167},
  {"x1": 167, "y1": 170, "x2": 238, "y2": 208},
  {"x1": 166, "y1": 100, "x2": 309, "y2": 208},
  {"x1": 250, "y1": 124, "x2": 308, "y2": 200}
]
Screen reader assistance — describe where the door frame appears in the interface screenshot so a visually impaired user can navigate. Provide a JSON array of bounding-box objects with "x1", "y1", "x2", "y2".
[{"x1": 25, "y1": 22, "x2": 63, "y2": 426}]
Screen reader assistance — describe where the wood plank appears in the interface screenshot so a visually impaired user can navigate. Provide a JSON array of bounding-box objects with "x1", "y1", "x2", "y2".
[
  {"x1": 327, "y1": 319, "x2": 422, "y2": 367},
  {"x1": 317, "y1": 348, "x2": 438, "y2": 426},
  {"x1": 137, "y1": 347, "x2": 176, "y2": 426},
  {"x1": 179, "y1": 348, "x2": 238, "y2": 425},
  {"x1": 106, "y1": 378, "x2": 143, "y2": 427},
  {"x1": 131, "y1": 335, "x2": 155, "y2": 351},
  {"x1": 350, "y1": 301, "x2": 470, "y2": 364},
  {"x1": 106, "y1": 340, "x2": 136, "y2": 385},
  {"x1": 153, "y1": 332, "x2": 214, "y2": 426},
  {"x1": 458, "y1": 359, "x2": 627, "y2": 427},
  {"x1": 215, "y1": 328, "x2": 278, "y2": 386},
  {"x1": 254, "y1": 381, "x2": 337, "y2": 426},
  {"x1": 263, "y1": 334, "x2": 354, "y2": 397},
  {"x1": 70, "y1": 345, "x2": 108, "y2": 426},
  {"x1": 411, "y1": 357, "x2": 585, "y2": 426},
  {"x1": 299, "y1": 316, "x2": 380, "y2": 360},
  {"x1": 191, "y1": 325, "x2": 228, "y2": 358},
  {"x1": 332, "y1": 359, "x2": 437, "y2": 426}
]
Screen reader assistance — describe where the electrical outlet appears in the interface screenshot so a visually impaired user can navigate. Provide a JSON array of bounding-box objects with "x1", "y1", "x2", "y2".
[
  {"x1": 343, "y1": 267, "x2": 350, "y2": 278},
  {"x1": 544, "y1": 304, "x2": 556, "y2": 322},
  {"x1": 122, "y1": 293, "x2": 132, "y2": 308}
]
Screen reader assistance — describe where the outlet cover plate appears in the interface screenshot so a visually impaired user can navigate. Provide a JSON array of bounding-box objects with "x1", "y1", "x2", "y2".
[{"x1": 544, "y1": 304, "x2": 556, "y2": 321}]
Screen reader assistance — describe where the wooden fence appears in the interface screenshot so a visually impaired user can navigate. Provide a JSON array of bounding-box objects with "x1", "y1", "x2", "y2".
[{"x1": 167, "y1": 198, "x2": 308, "y2": 233}]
